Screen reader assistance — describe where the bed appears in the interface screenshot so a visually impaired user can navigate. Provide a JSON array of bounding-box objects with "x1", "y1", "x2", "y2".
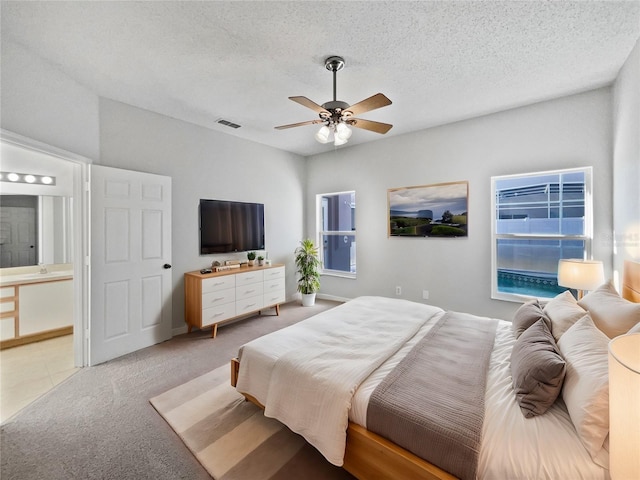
[{"x1": 230, "y1": 260, "x2": 640, "y2": 480}]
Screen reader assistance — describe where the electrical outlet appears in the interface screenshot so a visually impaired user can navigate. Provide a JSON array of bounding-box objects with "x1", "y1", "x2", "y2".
[
  {"x1": 422, "y1": 290, "x2": 429, "y2": 300},
  {"x1": 395, "y1": 286, "x2": 402, "y2": 295}
]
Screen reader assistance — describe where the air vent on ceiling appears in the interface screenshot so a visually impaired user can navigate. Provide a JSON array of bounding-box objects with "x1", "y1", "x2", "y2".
[{"x1": 216, "y1": 118, "x2": 242, "y2": 129}]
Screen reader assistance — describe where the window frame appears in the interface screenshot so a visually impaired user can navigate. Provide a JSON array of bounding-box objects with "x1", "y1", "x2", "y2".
[
  {"x1": 316, "y1": 190, "x2": 356, "y2": 279},
  {"x1": 490, "y1": 167, "x2": 594, "y2": 302}
]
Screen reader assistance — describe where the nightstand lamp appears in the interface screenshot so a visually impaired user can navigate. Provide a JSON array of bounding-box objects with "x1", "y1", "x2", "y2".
[
  {"x1": 609, "y1": 333, "x2": 640, "y2": 480},
  {"x1": 557, "y1": 259, "x2": 604, "y2": 299}
]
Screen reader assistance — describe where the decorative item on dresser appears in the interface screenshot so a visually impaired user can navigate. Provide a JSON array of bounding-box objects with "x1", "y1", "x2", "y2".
[{"x1": 184, "y1": 264, "x2": 285, "y2": 338}]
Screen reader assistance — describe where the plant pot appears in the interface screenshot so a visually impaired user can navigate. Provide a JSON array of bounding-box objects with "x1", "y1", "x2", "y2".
[
  {"x1": 248, "y1": 260, "x2": 254, "y2": 266},
  {"x1": 257, "y1": 259, "x2": 264, "y2": 266},
  {"x1": 301, "y1": 292, "x2": 316, "y2": 307}
]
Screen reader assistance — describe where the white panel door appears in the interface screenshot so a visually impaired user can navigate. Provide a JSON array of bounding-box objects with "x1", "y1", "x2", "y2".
[
  {"x1": 0, "y1": 206, "x2": 37, "y2": 267},
  {"x1": 90, "y1": 165, "x2": 172, "y2": 365}
]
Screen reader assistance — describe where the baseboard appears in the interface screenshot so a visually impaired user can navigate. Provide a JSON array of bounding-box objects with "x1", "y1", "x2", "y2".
[
  {"x1": 317, "y1": 293, "x2": 350, "y2": 303},
  {"x1": 0, "y1": 325, "x2": 73, "y2": 349}
]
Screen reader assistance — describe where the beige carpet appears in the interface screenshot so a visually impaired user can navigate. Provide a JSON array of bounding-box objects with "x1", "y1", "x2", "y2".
[{"x1": 150, "y1": 364, "x2": 354, "y2": 480}]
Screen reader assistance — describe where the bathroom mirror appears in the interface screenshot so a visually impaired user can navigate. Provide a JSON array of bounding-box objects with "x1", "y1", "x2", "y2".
[{"x1": 0, "y1": 194, "x2": 73, "y2": 268}]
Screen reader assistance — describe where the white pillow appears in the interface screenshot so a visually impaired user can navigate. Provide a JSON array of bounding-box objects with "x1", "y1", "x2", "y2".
[
  {"x1": 628, "y1": 322, "x2": 640, "y2": 334},
  {"x1": 543, "y1": 290, "x2": 587, "y2": 341},
  {"x1": 557, "y1": 314, "x2": 610, "y2": 468},
  {"x1": 578, "y1": 281, "x2": 640, "y2": 338}
]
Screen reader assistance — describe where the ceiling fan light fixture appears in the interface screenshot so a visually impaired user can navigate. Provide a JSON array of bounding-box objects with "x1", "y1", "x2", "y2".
[
  {"x1": 333, "y1": 133, "x2": 348, "y2": 146},
  {"x1": 275, "y1": 55, "x2": 392, "y2": 145},
  {"x1": 315, "y1": 125, "x2": 331, "y2": 143},
  {"x1": 335, "y1": 122, "x2": 352, "y2": 141}
]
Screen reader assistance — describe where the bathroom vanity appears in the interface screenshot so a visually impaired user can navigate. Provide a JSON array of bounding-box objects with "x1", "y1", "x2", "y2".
[{"x1": 0, "y1": 267, "x2": 73, "y2": 348}]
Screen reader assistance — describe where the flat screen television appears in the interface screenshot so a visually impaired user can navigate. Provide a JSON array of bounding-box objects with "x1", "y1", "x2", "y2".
[{"x1": 199, "y1": 199, "x2": 265, "y2": 254}]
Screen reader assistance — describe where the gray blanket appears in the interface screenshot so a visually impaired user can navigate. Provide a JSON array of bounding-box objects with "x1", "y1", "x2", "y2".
[{"x1": 367, "y1": 311, "x2": 498, "y2": 480}]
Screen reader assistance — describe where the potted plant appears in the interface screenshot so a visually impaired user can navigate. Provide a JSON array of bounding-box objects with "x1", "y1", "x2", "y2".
[
  {"x1": 294, "y1": 239, "x2": 321, "y2": 306},
  {"x1": 247, "y1": 251, "x2": 256, "y2": 266},
  {"x1": 257, "y1": 255, "x2": 264, "y2": 266}
]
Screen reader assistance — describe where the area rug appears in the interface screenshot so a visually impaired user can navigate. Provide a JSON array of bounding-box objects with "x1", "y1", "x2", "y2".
[{"x1": 150, "y1": 365, "x2": 354, "y2": 480}]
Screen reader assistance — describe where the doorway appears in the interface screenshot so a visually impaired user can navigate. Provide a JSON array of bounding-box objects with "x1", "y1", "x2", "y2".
[{"x1": 0, "y1": 130, "x2": 88, "y2": 368}]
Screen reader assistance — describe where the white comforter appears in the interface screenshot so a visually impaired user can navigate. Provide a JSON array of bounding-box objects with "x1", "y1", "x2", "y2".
[
  {"x1": 236, "y1": 296, "x2": 444, "y2": 465},
  {"x1": 237, "y1": 296, "x2": 608, "y2": 479}
]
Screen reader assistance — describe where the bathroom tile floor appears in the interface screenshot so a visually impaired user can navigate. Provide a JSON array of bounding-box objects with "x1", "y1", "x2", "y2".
[{"x1": 0, "y1": 335, "x2": 79, "y2": 423}]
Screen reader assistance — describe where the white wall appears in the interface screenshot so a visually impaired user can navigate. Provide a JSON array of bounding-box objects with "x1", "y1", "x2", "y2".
[
  {"x1": 613, "y1": 37, "x2": 640, "y2": 282},
  {"x1": 98, "y1": 99, "x2": 306, "y2": 330},
  {"x1": 306, "y1": 88, "x2": 613, "y2": 320},
  {"x1": 0, "y1": 40, "x2": 100, "y2": 160}
]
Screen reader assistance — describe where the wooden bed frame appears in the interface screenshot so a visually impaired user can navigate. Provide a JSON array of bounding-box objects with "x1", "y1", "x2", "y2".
[{"x1": 230, "y1": 259, "x2": 640, "y2": 480}]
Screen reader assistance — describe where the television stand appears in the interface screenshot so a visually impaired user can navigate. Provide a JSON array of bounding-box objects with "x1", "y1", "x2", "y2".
[{"x1": 184, "y1": 264, "x2": 285, "y2": 338}]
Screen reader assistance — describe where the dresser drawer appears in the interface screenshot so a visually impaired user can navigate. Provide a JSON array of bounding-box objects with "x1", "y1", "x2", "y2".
[
  {"x1": 201, "y1": 302, "x2": 236, "y2": 327},
  {"x1": 236, "y1": 270, "x2": 264, "y2": 287},
  {"x1": 264, "y1": 277, "x2": 285, "y2": 294},
  {"x1": 236, "y1": 282, "x2": 264, "y2": 301},
  {"x1": 264, "y1": 266, "x2": 285, "y2": 280},
  {"x1": 264, "y1": 290, "x2": 286, "y2": 307},
  {"x1": 202, "y1": 288, "x2": 235, "y2": 309},
  {"x1": 202, "y1": 275, "x2": 236, "y2": 293},
  {"x1": 236, "y1": 296, "x2": 264, "y2": 315}
]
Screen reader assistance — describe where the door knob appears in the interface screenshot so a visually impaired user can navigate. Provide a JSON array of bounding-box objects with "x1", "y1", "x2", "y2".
[{"x1": 163, "y1": 264, "x2": 172, "y2": 269}]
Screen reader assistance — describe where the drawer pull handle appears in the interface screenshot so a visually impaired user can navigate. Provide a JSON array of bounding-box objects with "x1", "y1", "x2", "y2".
[
  {"x1": 213, "y1": 312, "x2": 224, "y2": 317},
  {"x1": 245, "y1": 303, "x2": 256, "y2": 308},
  {"x1": 210, "y1": 297, "x2": 224, "y2": 302},
  {"x1": 245, "y1": 289, "x2": 255, "y2": 294}
]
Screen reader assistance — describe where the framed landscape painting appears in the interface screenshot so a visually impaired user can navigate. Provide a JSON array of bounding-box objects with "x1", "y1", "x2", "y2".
[{"x1": 388, "y1": 181, "x2": 468, "y2": 237}]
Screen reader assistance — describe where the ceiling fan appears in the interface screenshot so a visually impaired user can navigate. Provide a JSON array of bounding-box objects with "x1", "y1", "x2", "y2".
[{"x1": 275, "y1": 56, "x2": 393, "y2": 146}]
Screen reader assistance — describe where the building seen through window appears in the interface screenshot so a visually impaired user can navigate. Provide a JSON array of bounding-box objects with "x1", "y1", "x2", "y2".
[
  {"x1": 318, "y1": 191, "x2": 356, "y2": 276},
  {"x1": 492, "y1": 168, "x2": 592, "y2": 299}
]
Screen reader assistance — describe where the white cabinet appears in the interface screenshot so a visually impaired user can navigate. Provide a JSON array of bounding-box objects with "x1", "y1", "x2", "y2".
[
  {"x1": 0, "y1": 275, "x2": 74, "y2": 347},
  {"x1": 184, "y1": 264, "x2": 285, "y2": 338},
  {"x1": 263, "y1": 267, "x2": 286, "y2": 306}
]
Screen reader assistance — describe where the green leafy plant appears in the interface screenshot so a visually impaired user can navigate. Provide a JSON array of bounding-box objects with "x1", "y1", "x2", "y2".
[
  {"x1": 257, "y1": 255, "x2": 264, "y2": 261},
  {"x1": 247, "y1": 251, "x2": 257, "y2": 260},
  {"x1": 294, "y1": 239, "x2": 321, "y2": 294}
]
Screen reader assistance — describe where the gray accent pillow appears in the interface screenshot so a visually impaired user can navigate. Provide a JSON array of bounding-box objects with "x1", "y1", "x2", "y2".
[
  {"x1": 512, "y1": 299, "x2": 551, "y2": 339},
  {"x1": 510, "y1": 318, "x2": 566, "y2": 418}
]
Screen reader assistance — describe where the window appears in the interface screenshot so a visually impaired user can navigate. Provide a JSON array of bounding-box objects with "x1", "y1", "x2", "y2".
[
  {"x1": 317, "y1": 191, "x2": 356, "y2": 277},
  {"x1": 491, "y1": 167, "x2": 593, "y2": 300}
]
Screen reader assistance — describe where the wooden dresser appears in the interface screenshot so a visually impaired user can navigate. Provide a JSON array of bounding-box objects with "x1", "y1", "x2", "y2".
[{"x1": 184, "y1": 264, "x2": 285, "y2": 337}]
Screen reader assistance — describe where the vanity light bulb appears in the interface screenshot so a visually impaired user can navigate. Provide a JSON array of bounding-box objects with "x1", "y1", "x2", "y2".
[
  {"x1": 7, "y1": 173, "x2": 20, "y2": 182},
  {"x1": 24, "y1": 175, "x2": 36, "y2": 183},
  {"x1": 41, "y1": 176, "x2": 53, "y2": 185}
]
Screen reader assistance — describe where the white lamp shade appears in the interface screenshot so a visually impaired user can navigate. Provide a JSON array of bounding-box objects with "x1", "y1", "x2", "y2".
[
  {"x1": 333, "y1": 134, "x2": 348, "y2": 146},
  {"x1": 608, "y1": 333, "x2": 640, "y2": 479},
  {"x1": 557, "y1": 259, "x2": 605, "y2": 291},
  {"x1": 335, "y1": 122, "x2": 352, "y2": 140},
  {"x1": 314, "y1": 125, "x2": 331, "y2": 143}
]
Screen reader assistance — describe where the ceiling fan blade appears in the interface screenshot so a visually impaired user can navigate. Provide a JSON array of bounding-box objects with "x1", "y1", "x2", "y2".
[
  {"x1": 289, "y1": 96, "x2": 329, "y2": 115},
  {"x1": 274, "y1": 119, "x2": 324, "y2": 130},
  {"x1": 344, "y1": 93, "x2": 392, "y2": 117},
  {"x1": 349, "y1": 118, "x2": 393, "y2": 134}
]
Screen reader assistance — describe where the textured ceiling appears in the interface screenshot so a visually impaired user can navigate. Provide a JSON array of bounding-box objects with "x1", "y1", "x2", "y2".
[{"x1": 1, "y1": 1, "x2": 639, "y2": 157}]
